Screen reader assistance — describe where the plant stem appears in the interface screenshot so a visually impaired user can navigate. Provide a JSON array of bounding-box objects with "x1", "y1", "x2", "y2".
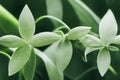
[
  {"x1": 74, "y1": 67, "x2": 97, "y2": 80},
  {"x1": 18, "y1": 71, "x2": 23, "y2": 80},
  {"x1": 35, "y1": 15, "x2": 71, "y2": 31},
  {"x1": 0, "y1": 51, "x2": 11, "y2": 59},
  {"x1": 109, "y1": 66, "x2": 118, "y2": 76}
]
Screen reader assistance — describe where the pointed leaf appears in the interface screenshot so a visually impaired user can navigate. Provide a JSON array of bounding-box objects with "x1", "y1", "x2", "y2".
[
  {"x1": 97, "y1": 48, "x2": 111, "y2": 76},
  {"x1": 31, "y1": 32, "x2": 61, "y2": 47},
  {"x1": 67, "y1": 26, "x2": 91, "y2": 40},
  {"x1": 9, "y1": 45, "x2": 31, "y2": 76},
  {"x1": 69, "y1": 0, "x2": 100, "y2": 33},
  {"x1": 80, "y1": 34, "x2": 102, "y2": 47},
  {"x1": 34, "y1": 49, "x2": 63, "y2": 80},
  {"x1": 99, "y1": 10, "x2": 117, "y2": 45},
  {"x1": 84, "y1": 47, "x2": 99, "y2": 62},
  {"x1": 19, "y1": 5, "x2": 35, "y2": 41},
  {"x1": 112, "y1": 35, "x2": 120, "y2": 44},
  {"x1": 0, "y1": 35, "x2": 25, "y2": 48},
  {"x1": 22, "y1": 49, "x2": 36, "y2": 80},
  {"x1": 55, "y1": 39, "x2": 73, "y2": 71},
  {"x1": 108, "y1": 46, "x2": 119, "y2": 51}
]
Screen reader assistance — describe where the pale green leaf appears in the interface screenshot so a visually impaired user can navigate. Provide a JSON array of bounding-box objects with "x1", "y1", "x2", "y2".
[
  {"x1": 80, "y1": 34, "x2": 102, "y2": 47},
  {"x1": 67, "y1": 26, "x2": 91, "y2": 40},
  {"x1": 22, "y1": 49, "x2": 36, "y2": 80},
  {"x1": 0, "y1": 35, "x2": 25, "y2": 48},
  {"x1": 108, "y1": 46, "x2": 119, "y2": 51},
  {"x1": 31, "y1": 32, "x2": 61, "y2": 47},
  {"x1": 112, "y1": 35, "x2": 120, "y2": 44},
  {"x1": 19, "y1": 5, "x2": 35, "y2": 41},
  {"x1": 34, "y1": 49, "x2": 63, "y2": 80},
  {"x1": 46, "y1": 0, "x2": 63, "y2": 27},
  {"x1": 9, "y1": 44, "x2": 31, "y2": 76},
  {"x1": 84, "y1": 47, "x2": 99, "y2": 62},
  {"x1": 46, "y1": 0, "x2": 63, "y2": 20},
  {"x1": 97, "y1": 48, "x2": 111, "y2": 76},
  {"x1": 69, "y1": 0, "x2": 100, "y2": 33},
  {"x1": 55, "y1": 39, "x2": 73, "y2": 71},
  {"x1": 99, "y1": 10, "x2": 118, "y2": 45}
]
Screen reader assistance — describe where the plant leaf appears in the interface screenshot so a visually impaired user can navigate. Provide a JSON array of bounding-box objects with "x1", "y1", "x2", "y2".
[
  {"x1": 97, "y1": 48, "x2": 111, "y2": 76},
  {"x1": 46, "y1": 0, "x2": 63, "y2": 27},
  {"x1": 67, "y1": 26, "x2": 91, "y2": 40},
  {"x1": 19, "y1": 5, "x2": 35, "y2": 41},
  {"x1": 84, "y1": 47, "x2": 99, "y2": 62},
  {"x1": 22, "y1": 49, "x2": 36, "y2": 80},
  {"x1": 9, "y1": 44, "x2": 31, "y2": 76},
  {"x1": 112, "y1": 35, "x2": 120, "y2": 44},
  {"x1": 0, "y1": 5, "x2": 19, "y2": 36},
  {"x1": 99, "y1": 10, "x2": 117, "y2": 45},
  {"x1": 55, "y1": 39, "x2": 73, "y2": 71},
  {"x1": 31, "y1": 32, "x2": 61, "y2": 47},
  {"x1": 34, "y1": 49, "x2": 63, "y2": 80},
  {"x1": 80, "y1": 34, "x2": 102, "y2": 47},
  {"x1": 69, "y1": 0, "x2": 100, "y2": 33},
  {"x1": 108, "y1": 46, "x2": 119, "y2": 51},
  {"x1": 0, "y1": 35, "x2": 25, "y2": 48}
]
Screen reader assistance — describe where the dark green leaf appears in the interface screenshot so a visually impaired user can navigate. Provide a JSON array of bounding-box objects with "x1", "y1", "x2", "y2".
[{"x1": 69, "y1": 0, "x2": 100, "y2": 33}]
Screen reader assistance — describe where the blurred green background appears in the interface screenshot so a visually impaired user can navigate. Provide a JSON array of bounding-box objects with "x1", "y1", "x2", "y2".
[{"x1": 0, "y1": 0, "x2": 120, "y2": 80}]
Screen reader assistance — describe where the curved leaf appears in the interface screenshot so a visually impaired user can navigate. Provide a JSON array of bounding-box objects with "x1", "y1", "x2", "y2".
[
  {"x1": 0, "y1": 5, "x2": 19, "y2": 35},
  {"x1": 69, "y1": 0, "x2": 100, "y2": 33},
  {"x1": 97, "y1": 48, "x2": 111, "y2": 76},
  {"x1": 19, "y1": 5, "x2": 35, "y2": 41},
  {"x1": 9, "y1": 44, "x2": 31, "y2": 76},
  {"x1": 31, "y1": 32, "x2": 61, "y2": 47},
  {"x1": 99, "y1": 10, "x2": 118, "y2": 45},
  {"x1": 84, "y1": 47, "x2": 99, "y2": 62},
  {"x1": 22, "y1": 49, "x2": 36, "y2": 80},
  {"x1": 55, "y1": 39, "x2": 73, "y2": 71},
  {"x1": 34, "y1": 49, "x2": 63, "y2": 80},
  {"x1": 0, "y1": 35, "x2": 25, "y2": 48},
  {"x1": 67, "y1": 26, "x2": 91, "y2": 40},
  {"x1": 80, "y1": 34, "x2": 102, "y2": 47}
]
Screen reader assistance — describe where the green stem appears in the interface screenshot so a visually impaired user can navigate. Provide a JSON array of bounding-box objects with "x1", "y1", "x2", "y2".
[
  {"x1": 18, "y1": 71, "x2": 23, "y2": 80},
  {"x1": 109, "y1": 66, "x2": 118, "y2": 76},
  {"x1": 74, "y1": 67, "x2": 97, "y2": 80},
  {"x1": 0, "y1": 51, "x2": 11, "y2": 59},
  {"x1": 35, "y1": 15, "x2": 71, "y2": 31}
]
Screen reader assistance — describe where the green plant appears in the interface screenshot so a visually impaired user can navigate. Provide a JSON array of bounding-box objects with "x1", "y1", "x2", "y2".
[{"x1": 0, "y1": 0, "x2": 120, "y2": 80}]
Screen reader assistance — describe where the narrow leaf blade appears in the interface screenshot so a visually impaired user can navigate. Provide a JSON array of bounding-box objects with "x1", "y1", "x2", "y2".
[
  {"x1": 19, "y1": 5, "x2": 35, "y2": 41},
  {"x1": 22, "y1": 49, "x2": 36, "y2": 80},
  {"x1": 97, "y1": 48, "x2": 111, "y2": 76},
  {"x1": 0, "y1": 35, "x2": 24, "y2": 48},
  {"x1": 69, "y1": 0, "x2": 100, "y2": 33},
  {"x1": 99, "y1": 10, "x2": 117, "y2": 45},
  {"x1": 9, "y1": 45, "x2": 31, "y2": 76},
  {"x1": 34, "y1": 49, "x2": 63, "y2": 80},
  {"x1": 31, "y1": 32, "x2": 61, "y2": 47}
]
